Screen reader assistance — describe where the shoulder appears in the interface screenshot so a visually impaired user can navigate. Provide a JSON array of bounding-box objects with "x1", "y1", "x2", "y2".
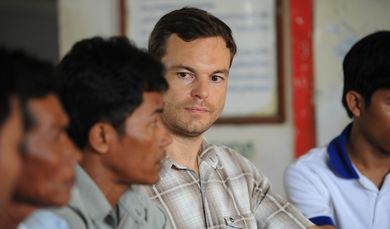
[
  {"x1": 207, "y1": 143, "x2": 270, "y2": 187},
  {"x1": 123, "y1": 185, "x2": 167, "y2": 226},
  {"x1": 208, "y1": 143, "x2": 259, "y2": 171},
  {"x1": 284, "y1": 146, "x2": 332, "y2": 198},
  {"x1": 19, "y1": 210, "x2": 68, "y2": 229},
  {"x1": 286, "y1": 146, "x2": 329, "y2": 176},
  {"x1": 125, "y1": 185, "x2": 160, "y2": 209}
]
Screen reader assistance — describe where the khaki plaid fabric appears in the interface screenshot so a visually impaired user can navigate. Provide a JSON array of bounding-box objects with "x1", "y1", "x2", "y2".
[{"x1": 145, "y1": 141, "x2": 313, "y2": 229}]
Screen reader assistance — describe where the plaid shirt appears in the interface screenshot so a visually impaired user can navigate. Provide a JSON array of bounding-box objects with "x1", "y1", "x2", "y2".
[{"x1": 144, "y1": 141, "x2": 313, "y2": 229}]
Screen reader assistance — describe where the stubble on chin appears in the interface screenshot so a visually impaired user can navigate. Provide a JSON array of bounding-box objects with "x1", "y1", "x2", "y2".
[
  {"x1": 162, "y1": 100, "x2": 223, "y2": 138},
  {"x1": 161, "y1": 110, "x2": 212, "y2": 138}
]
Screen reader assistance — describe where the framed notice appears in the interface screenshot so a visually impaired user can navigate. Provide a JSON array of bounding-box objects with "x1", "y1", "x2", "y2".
[{"x1": 121, "y1": 0, "x2": 284, "y2": 124}]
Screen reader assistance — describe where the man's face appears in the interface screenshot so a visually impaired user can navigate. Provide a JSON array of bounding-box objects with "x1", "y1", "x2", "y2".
[
  {"x1": 161, "y1": 34, "x2": 231, "y2": 137},
  {"x1": 0, "y1": 97, "x2": 22, "y2": 208},
  {"x1": 357, "y1": 89, "x2": 390, "y2": 156},
  {"x1": 108, "y1": 92, "x2": 172, "y2": 184},
  {"x1": 14, "y1": 93, "x2": 81, "y2": 207}
]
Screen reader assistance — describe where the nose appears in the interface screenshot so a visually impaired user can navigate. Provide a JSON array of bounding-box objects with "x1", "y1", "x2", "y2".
[
  {"x1": 64, "y1": 136, "x2": 82, "y2": 164},
  {"x1": 191, "y1": 78, "x2": 209, "y2": 100},
  {"x1": 158, "y1": 121, "x2": 172, "y2": 148}
]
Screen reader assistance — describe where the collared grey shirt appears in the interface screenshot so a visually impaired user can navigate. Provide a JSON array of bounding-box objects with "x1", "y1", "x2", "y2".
[
  {"x1": 52, "y1": 166, "x2": 166, "y2": 229},
  {"x1": 144, "y1": 141, "x2": 313, "y2": 229}
]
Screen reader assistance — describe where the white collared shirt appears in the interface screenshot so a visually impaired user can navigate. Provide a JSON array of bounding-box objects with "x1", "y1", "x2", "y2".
[{"x1": 285, "y1": 124, "x2": 390, "y2": 229}]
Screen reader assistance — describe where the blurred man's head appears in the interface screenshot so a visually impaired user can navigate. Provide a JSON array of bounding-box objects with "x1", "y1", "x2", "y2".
[
  {"x1": 59, "y1": 36, "x2": 171, "y2": 185},
  {"x1": 11, "y1": 50, "x2": 81, "y2": 207},
  {"x1": 0, "y1": 48, "x2": 23, "y2": 209}
]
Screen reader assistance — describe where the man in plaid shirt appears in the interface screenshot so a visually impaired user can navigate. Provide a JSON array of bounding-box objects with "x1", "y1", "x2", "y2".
[{"x1": 145, "y1": 7, "x2": 317, "y2": 229}]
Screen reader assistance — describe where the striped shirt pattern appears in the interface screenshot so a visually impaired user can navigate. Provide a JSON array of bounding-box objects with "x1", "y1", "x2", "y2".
[{"x1": 144, "y1": 141, "x2": 313, "y2": 229}]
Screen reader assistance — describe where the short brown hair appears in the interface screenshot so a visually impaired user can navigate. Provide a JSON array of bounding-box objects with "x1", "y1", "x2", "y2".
[{"x1": 148, "y1": 7, "x2": 237, "y2": 65}]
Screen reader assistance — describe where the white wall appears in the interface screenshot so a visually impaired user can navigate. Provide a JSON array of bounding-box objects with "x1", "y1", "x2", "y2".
[
  {"x1": 58, "y1": 0, "x2": 119, "y2": 57},
  {"x1": 58, "y1": 0, "x2": 295, "y2": 196}
]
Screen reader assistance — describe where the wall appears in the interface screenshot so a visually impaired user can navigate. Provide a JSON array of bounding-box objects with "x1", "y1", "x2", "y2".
[
  {"x1": 58, "y1": 0, "x2": 119, "y2": 57},
  {"x1": 0, "y1": 0, "x2": 59, "y2": 62}
]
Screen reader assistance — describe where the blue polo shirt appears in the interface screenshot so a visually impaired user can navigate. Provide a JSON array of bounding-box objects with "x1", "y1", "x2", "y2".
[{"x1": 285, "y1": 124, "x2": 390, "y2": 229}]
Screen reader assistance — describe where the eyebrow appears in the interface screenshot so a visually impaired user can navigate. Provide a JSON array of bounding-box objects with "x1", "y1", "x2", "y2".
[
  {"x1": 156, "y1": 108, "x2": 163, "y2": 113},
  {"x1": 169, "y1": 64, "x2": 229, "y2": 76},
  {"x1": 169, "y1": 65, "x2": 196, "y2": 73}
]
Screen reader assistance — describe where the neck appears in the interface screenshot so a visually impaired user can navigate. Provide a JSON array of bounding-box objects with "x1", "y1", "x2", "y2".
[
  {"x1": 80, "y1": 149, "x2": 128, "y2": 207},
  {"x1": 348, "y1": 123, "x2": 390, "y2": 188},
  {"x1": 0, "y1": 200, "x2": 37, "y2": 229},
  {"x1": 167, "y1": 133, "x2": 204, "y2": 173}
]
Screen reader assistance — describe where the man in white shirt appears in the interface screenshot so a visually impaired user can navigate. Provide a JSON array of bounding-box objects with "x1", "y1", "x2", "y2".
[{"x1": 285, "y1": 31, "x2": 390, "y2": 229}]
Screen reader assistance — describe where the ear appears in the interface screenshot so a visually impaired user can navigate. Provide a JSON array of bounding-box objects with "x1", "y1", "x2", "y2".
[
  {"x1": 345, "y1": 91, "x2": 365, "y2": 118},
  {"x1": 88, "y1": 123, "x2": 117, "y2": 154}
]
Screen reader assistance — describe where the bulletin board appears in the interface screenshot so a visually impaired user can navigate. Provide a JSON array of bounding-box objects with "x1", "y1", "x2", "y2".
[{"x1": 120, "y1": 0, "x2": 284, "y2": 124}]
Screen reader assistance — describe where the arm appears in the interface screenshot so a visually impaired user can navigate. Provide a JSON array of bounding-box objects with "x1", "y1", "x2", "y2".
[
  {"x1": 285, "y1": 164, "x2": 336, "y2": 228},
  {"x1": 251, "y1": 172, "x2": 314, "y2": 228}
]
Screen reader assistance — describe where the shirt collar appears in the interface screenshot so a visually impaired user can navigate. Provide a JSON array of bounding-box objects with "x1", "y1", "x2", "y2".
[
  {"x1": 75, "y1": 165, "x2": 113, "y2": 222},
  {"x1": 199, "y1": 140, "x2": 223, "y2": 169},
  {"x1": 327, "y1": 123, "x2": 359, "y2": 179},
  {"x1": 160, "y1": 139, "x2": 222, "y2": 175},
  {"x1": 117, "y1": 186, "x2": 148, "y2": 222}
]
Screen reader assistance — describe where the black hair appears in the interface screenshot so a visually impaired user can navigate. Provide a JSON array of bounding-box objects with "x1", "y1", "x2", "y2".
[
  {"x1": 0, "y1": 47, "x2": 57, "y2": 130},
  {"x1": 0, "y1": 48, "x2": 16, "y2": 128},
  {"x1": 148, "y1": 7, "x2": 237, "y2": 65},
  {"x1": 58, "y1": 36, "x2": 168, "y2": 149},
  {"x1": 342, "y1": 31, "x2": 390, "y2": 118}
]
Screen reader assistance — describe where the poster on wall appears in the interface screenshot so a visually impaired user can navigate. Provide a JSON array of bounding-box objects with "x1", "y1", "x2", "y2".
[{"x1": 125, "y1": 0, "x2": 284, "y2": 123}]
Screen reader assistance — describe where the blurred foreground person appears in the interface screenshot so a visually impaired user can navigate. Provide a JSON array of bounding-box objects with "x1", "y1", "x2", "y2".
[
  {"x1": 0, "y1": 49, "x2": 81, "y2": 229},
  {"x1": 0, "y1": 48, "x2": 23, "y2": 226}
]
